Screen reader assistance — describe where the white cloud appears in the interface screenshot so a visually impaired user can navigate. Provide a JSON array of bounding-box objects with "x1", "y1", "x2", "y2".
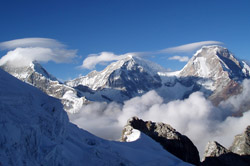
[
  {"x1": 168, "y1": 55, "x2": 189, "y2": 62},
  {"x1": 161, "y1": 41, "x2": 223, "y2": 53},
  {"x1": 69, "y1": 80, "x2": 250, "y2": 157},
  {"x1": 219, "y1": 79, "x2": 250, "y2": 113},
  {"x1": 81, "y1": 41, "x2": 223, "y2": 69},
  {"x1": 0, "y1": 38, "x2": 64, "y2": 50},
  {"x1": 0, "y1": 38, "x2": 77, "y2": 67},
  {"x1": 81, "y1": 52, "x2": 139, "y2": 69}
]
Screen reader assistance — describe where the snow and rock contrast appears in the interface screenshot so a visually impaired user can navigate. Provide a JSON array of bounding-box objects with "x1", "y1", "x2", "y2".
[
  {"x1": 0, "y1": 68, "x2": 192, "y2": 166},
  {"x1": 66, "y1": 56, "x2": 165, "y2": 102},
  {"x1": 121, "y1": 117, "x2": 200, "y2": 166},
  {"x1": 178, "y1": 45, "x2": 250, "y2": 105},
  {"x1": 0, "y1": 61, "x2": 88, "y2": 113}
]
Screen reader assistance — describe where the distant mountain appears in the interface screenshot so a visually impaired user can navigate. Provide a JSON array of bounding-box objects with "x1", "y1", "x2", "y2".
[
  {"x1": 0, "y1": 68, "x2": 191, "y2": 166},
  {"x1": 1, "y1": 45, "x2": 250, "y2": 113},
  {"x1": 178, "y1": 45, "x2": 250, "y2": 105},
  {"x1": 66, "y1": 56, "x2": 165, "y2": 102},
  {"x1": 0, "y1": 61, "x2": 88, "y2": 113},
  {"x1": 66, "y1": 45, "x2": 250, "y2": 108}
]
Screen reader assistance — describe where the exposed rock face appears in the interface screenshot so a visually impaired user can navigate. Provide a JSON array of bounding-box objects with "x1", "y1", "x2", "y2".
[
  {"x1": 230, "y1": 125, "x2": 250, "y2": 155},
  {"x1": 202, "y1": 141, "x2": 250, "y2": 166},
  {"x1": 121, "y1": 117, "x2": 200, "y2": 166},
  {"x1": 203, "y1": 141, "x2": 230, "y2": 159}
]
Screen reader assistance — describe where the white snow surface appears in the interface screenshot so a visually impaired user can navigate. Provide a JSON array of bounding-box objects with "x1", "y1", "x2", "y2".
[
  {"x1": 125, "y1": 129, "x2": 141, "y2": 142},
  {"x1": 194, "y1": 57, "x2": 210, "y2": 77},
  {"x1": 0, "y1": 68, "x2": 192, "y2": 166},
  {"x1": 62, "y1": 90, "x2": 85, "y2": 114}
]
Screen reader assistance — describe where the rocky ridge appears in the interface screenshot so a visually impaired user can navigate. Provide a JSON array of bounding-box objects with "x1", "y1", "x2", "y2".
[
  {"x1": 121, "y1": 116, "x2": 200, "y2": 166},
  {"x1": 202, "y1": 126, "x2": 250, "y2": 166},
  {"x1": 230, "y1": 125, "x2": 250, "y2": 155}
]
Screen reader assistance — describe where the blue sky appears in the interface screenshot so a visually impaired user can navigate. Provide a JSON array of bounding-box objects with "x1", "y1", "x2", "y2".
[{"x1": 0, "y1": 0, "x2": 250, "y2": 80}]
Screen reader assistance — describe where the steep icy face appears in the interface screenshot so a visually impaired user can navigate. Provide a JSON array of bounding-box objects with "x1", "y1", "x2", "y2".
[
  {"x1": 178, "y1": 46, "x2": 250, "y2": 105},
  {"x1": 0, "y1": 61, "x2": 87, "y2": 113},
  {"x1": 0, "y1": 68, "x2": 68, "y2": 165},
  {"x1": 180, "y1": 45, "x2": 250, "y2": 80},
  {"x1": 0, "y1": 68, "x2": 192, "y2": 166},
  {"x1": 66, "y1": 56, "x2": 164, "y2": 101}
]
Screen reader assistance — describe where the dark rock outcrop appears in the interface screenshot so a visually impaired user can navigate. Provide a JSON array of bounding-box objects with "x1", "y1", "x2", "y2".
[
  {"x1": 121, "y1": 117, "x2": 200, "y2": 166},
  {"x1": 202, "y1": 141, "x2": 250, "y2": 166},
  {"x1": 230, "y1": 125, "x2": 250, "y2": 155}
]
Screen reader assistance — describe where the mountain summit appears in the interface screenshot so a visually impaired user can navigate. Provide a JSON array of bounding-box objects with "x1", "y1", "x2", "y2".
[
  {"x1": 179, "y1": 45, "x2": 250, "y2": 80},
  {"x1": 178, "y1": 46, "x2": 250, "y2": 105},
  {"x1": 66, "y1": 55, "x2": 165, "y2": 102}
]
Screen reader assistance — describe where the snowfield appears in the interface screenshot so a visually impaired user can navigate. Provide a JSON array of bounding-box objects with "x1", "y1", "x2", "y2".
[{"x1": 0, "y1": 68, "x2": 192, "y2": 166}]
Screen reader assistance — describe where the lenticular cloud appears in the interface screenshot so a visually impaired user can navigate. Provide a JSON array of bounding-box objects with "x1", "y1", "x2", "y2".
[
  {"x1": 0, "y1": 38, "x2": 77, "y2": 67},
  {"x1": 69, "y1": 79, "x2": 250, "y2": 156}
]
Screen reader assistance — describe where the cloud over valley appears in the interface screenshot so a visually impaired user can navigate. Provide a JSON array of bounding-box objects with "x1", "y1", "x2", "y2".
[{"x1": 69, "y1": 79, "x2": 250, "y2": 157}]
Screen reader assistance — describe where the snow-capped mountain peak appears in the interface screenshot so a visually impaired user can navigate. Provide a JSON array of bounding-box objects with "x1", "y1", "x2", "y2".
[
  {"x1": 65, "y1": 55, "x2": 165, "y2": 102},
  {"x1": 0, "y1": 60, "x2": 57, "y2": 82},
  {"x1": 66, "y1": 55, "x2": 164, "y2": 91},
  {"x1": 180, "y1": 45, "x2": 250, "y2": 80}
]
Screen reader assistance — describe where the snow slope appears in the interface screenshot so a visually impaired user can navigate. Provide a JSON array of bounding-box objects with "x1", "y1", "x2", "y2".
[{"x1": 0, "y1": 68, "x2": 192, "y2": 166}]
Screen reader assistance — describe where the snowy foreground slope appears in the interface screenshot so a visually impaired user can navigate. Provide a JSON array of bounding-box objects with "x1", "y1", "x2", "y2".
[
  {"x1": 0, "y1": 68, "x2": 191, "y2": 166},
  {"x1": 0, "y1": 61, "x2": 88, "y2": 113}
]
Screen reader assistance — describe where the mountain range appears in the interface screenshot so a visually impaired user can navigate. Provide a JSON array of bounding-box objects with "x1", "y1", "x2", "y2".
[{"x1": 1, "y1": 45, "x2": 249, "y2": 114}]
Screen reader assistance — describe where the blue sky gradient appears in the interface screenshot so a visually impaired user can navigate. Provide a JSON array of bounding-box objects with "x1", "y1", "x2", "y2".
[{"x1": 0, "y1": 0, "x2": 250, "y2": 80}]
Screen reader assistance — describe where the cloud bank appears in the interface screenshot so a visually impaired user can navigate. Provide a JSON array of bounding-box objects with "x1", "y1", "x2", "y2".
[
  {"x1": 160, "y1": 41, "x2": 223, "y2": 53},
  {"x1": 0, "y1": 38, "x2": 77, "y2": 67},
  {"x1": 168, "y1": 55, "x2": 189, "y2": 62},
  {"x1": 0, "y1": 38, "x2": 65, "y2": 50},
  {"x1": 80, "y1": 51, "x2": 145, "y2": 69},
  {"x1": 81, "y1": 52, "x2": 127, "y2": 70},
  {"x1": 81, "y1": 40, "x2": 223, "y2": 69},
  {"x1": 69, "y1": 79, "x2": 250, "y2": 157}
]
